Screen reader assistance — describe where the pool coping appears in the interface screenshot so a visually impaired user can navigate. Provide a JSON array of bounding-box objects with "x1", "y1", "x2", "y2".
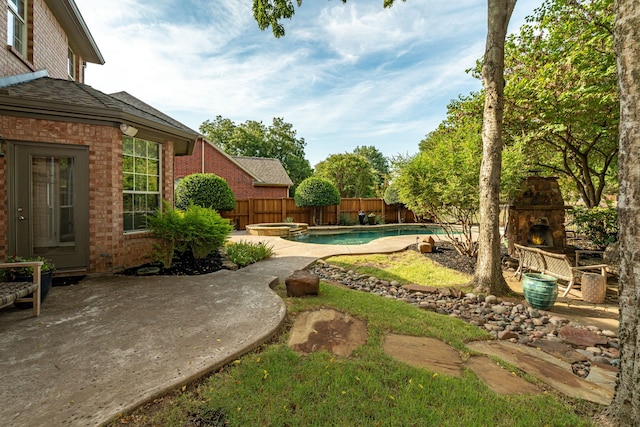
[{"x1": 308, "y1": 223, "x2": 455, "y2": 235}]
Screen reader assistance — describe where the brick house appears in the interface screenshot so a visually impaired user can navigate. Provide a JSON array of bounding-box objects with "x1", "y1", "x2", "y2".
[
  {"x1": 174, "y1": 139, "x2": 293, "y2": 199},
  {"x1": 1, "y1": 0, "x2": 199, "y2": 274}
]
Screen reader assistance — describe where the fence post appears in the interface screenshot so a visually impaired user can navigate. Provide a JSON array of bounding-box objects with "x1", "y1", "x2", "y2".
[
  {"x1": 282, "y1": 198, "x2": 287, "y2": 222},
  {"x1": 248, "y1": 198, "x2": 254, "y2": 225}
]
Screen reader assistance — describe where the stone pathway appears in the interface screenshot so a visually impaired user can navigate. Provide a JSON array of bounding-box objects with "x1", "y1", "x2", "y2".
[{"x1": 288, "y1": 307, "x2": 614, "y2": 404}]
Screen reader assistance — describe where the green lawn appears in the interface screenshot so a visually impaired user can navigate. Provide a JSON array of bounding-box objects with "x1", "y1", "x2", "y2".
[{"x1": 113, "y1": 272, "x2": 601, "y2": 426}]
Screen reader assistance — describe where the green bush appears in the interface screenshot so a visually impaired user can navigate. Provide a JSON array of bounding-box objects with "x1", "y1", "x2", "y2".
[
  {"x1": 147, "y1": 202, "x2": 233, "y2": 267},
  {"x1": 146, "y1": 201, "x2": 186, "y2": 268},
  {"x1": 569, "y1": 206, "x2": 618, "y2": 247},
  {"x1": 226, "y1": 241, "x2": 274, "y2": 267},
  {"x1": 181, "y1": 205, "x2": 234, "y2": 259},
  {"x1": 175, "y1": 173, "x2": 236, "y2": 212}
]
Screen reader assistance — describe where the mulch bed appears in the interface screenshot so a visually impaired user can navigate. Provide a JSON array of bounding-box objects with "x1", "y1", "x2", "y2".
[{"x1": 120, "y1": 250, "x2": 223, "y2": 276}]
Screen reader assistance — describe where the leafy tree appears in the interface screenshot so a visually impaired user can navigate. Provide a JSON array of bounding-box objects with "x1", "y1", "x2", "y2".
[
  {"x1": 601, "y1": 1, "x2": 640, "y2": 424},
  {"x1": 501, "y1": 0, "x2": 618, "y2": 207},
  {"x1": 175, "y1": 173, "x2": 236, "y2": 212},
  {"x1": 252, "y1": 0, "x2": 516, "y2": 296},
  {"x1": 200, "y1": 116, "x2": 312, "y2": 195},
  {"x1": 314, "y1": 153, "x2": 376, "y2": 198},
  {"x1": 397, "y1": 121, "x2": 483, "y2": 256},
  {"x1": 294, "y1": 177, "x2": 341, "y2": 225},
  {"x1": 353, "y1": 145, "x2": 390, "y2": 195}
]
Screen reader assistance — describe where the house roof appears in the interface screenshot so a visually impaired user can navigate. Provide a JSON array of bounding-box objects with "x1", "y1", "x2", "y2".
[
  {"x1": 232, "y1": 156, "x2": 293, "y2": 187},
  {"x1": 0, "y1": 74, "x2": 198, "y2": 155},
  {"x1": 45, "y1": 0, "x2": 104, "y2": 64}
]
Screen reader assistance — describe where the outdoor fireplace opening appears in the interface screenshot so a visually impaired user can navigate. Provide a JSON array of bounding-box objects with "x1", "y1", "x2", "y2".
[{"x1": 528, "y1": 224, "x2": 553, "y2": 247}]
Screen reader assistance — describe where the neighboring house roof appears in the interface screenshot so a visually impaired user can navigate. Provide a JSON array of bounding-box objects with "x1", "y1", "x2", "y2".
[
  {"x1": 232, "y1": 156, "x2": 293, "y2": 187},
  {"x1": 0, "y1": 73, "x2": 198, "y2": 155},
  {"x1": 46, "y1": 0, "x2": 104, "y2": 64}
]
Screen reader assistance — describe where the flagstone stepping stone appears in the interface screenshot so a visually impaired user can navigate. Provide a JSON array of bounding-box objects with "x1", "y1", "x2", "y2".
[
  {"x1": 465, "y1": 355, "x2": 542, "y2": 395},
  {"x1": 557, "y1": 325, "x2": 609, "y2": 347},
  {"x1": 526, "y1": 339, "x2": 588, "y2": 364},
  {"x1": 383, "y1": 334, "x2": 463, "y2": 377},
  {"x1": 467, "y1": 340, "x2": 613, "y2": 405},
  {"x1": 288, "y1": 308, "x2": 367, "y2": 357}
]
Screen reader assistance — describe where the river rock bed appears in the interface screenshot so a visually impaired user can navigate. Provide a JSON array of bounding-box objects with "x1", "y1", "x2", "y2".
[{"x1": 309, "y1": 259, "x2": 620, "y2": 379}]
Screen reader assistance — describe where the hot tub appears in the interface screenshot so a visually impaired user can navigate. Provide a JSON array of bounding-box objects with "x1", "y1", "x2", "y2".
[{"x1": 245, "y1": 223, "x2": 309, "y2": 237}]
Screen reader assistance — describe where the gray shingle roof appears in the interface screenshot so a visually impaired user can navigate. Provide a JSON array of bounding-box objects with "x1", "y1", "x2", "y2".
[
  {"x1": 0, "y1": 74, "x2": 198, "y2": 154},
  {"x1": 232, "y1": 156, "x2": 293, "y2": 186}
]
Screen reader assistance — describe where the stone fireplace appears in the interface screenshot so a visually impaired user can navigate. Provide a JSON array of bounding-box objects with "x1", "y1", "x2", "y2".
[{"x1": 506, "y1": 176, "x2": 567, "y2": 256}]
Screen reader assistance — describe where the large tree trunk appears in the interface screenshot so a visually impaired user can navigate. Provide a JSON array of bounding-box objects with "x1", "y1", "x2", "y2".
[
  {"x1": 601, "y1": 1, "x2": 640, "y2": 425},
  {"x1": 471, "y1": 0, "x2": 516, "y2": 295}
]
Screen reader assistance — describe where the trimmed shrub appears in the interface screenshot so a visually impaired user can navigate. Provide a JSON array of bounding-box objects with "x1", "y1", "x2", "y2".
[
  {"x1": 294, "y1": 177, "x2": 340, "y2": 225},
  {"x1": 175, "y1": 173, "x2": 236, "y2": 211},
  {"x1": 294, "y1": 177, "x2": 340, "y2": 207}
]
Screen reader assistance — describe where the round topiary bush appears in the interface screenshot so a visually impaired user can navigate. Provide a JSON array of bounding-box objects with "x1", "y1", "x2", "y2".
[
  {"x1": 294, "y1": 177, "x2": 340, "y2": 225},
  {"x1": 175, "y1": 173, "x2": 236, "y2": 211}
]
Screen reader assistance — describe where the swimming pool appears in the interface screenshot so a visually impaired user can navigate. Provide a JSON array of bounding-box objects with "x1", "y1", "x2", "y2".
[{"x1": 288, "y1": 225, "x2": 445, "y2": 245}]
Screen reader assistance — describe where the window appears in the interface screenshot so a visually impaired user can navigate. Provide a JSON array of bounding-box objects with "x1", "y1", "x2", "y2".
[
  {"x1": 67, "y1": 47, "x2": 76, "y2": 80},
  {"x1": 122, "y1": 136, "x2": 161, "y2": 232},
  {"x1": 7, "y1": 0, "x2": 27, "y2": 56}
]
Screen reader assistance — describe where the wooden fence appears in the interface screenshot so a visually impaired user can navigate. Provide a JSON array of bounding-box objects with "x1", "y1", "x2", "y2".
[{"x1": 221, "y1": 198, "x2": 414, "y2": 229}]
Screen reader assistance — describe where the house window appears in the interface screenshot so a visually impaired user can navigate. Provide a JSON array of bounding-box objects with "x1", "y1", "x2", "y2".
[
  {"x1": 67, "y1": 47, "x2": 76, "y2": 80},
  {"x1": 122, "y1": 136, "x2": 161, "y2": 232},
  {"x1": 7, "y1": 0, "x2": 27, "y2": 56}
]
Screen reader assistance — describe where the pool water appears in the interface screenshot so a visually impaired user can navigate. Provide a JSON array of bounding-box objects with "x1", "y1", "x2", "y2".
[{"x1": 289, "y1": 226, "x2": 443, "y2": 245}]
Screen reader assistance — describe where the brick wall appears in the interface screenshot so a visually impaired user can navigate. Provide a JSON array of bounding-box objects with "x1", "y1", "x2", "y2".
[
  {"x1": 1, "y1": 0, "x2": 83, "y2": 81},
  {"x1": 174, "y1": 141, "x2": 289, "y2": 200},
  {"x1": 0, "y1": 116, "x2": 176, "y2": 273}
]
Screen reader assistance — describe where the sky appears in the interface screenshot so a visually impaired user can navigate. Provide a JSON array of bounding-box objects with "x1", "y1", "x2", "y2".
[{"x1": 74, "y1": 0, "x2": 541, "y2": 167}]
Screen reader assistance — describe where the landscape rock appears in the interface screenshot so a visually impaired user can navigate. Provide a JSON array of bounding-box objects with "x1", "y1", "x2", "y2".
[{"x1": 285, "y1": 270, "x2": 320, "y2": 297}]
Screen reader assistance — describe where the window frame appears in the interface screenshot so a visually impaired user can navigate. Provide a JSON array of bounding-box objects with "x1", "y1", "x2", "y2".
[
  {"x1": 7, "y1": 0, "x2": 27, "y2": 56},
  {"x1": 122, "y1": 136, "x2": 162, "y2": 233},
  {"x1": 67, "y1": 47, "x2": 76, "y2": 80}
]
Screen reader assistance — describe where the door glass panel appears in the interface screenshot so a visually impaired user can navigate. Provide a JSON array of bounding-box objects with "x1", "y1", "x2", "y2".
[{"x1": 32, "y1": 156, "x2": 76, "y2": 255}]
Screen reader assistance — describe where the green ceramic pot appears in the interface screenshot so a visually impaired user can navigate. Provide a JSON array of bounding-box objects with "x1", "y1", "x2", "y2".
[{"x1": 522, "y1": 273, "x2": 558, "y2": 310}]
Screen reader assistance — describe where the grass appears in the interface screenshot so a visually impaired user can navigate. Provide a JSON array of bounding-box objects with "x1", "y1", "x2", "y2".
[
  {"x1": 112, "y1": 275, "x2": 601, "y2": 426},
  {"x1": 325, "y1": 251, "x2": 472, "y2": 290}
]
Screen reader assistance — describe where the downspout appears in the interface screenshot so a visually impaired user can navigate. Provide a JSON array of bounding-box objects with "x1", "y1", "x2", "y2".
[{"x1": 201, "y1": 139, "x2": 205, "y2": 173}]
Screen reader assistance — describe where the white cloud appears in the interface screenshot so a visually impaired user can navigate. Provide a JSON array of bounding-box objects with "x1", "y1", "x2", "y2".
[{"x1": 75, "y1": 0, "x2": 541, "y2": 165}]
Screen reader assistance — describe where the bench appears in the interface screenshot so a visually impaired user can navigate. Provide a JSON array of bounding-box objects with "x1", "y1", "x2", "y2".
[
  {"x1": 513, "y1": 244, "x2": 607, "y2": 298},
  {"x1": 0, "y1": 261, "x2": 43, "y2": 317}
]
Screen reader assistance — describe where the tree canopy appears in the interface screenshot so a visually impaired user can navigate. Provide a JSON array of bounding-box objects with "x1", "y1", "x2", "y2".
[
  {"x1": 501, "y1": 0, "x2": 618, "y2": 207},
  {"x1": 200, "y1": 115, "x2": 313, "y2": 195},
  {"x1": 353, "y1": 145, "x2": 390, "y2": 194},
  {"x1": 314, "y1": 153, "x2": 376, "y2": 198}
]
